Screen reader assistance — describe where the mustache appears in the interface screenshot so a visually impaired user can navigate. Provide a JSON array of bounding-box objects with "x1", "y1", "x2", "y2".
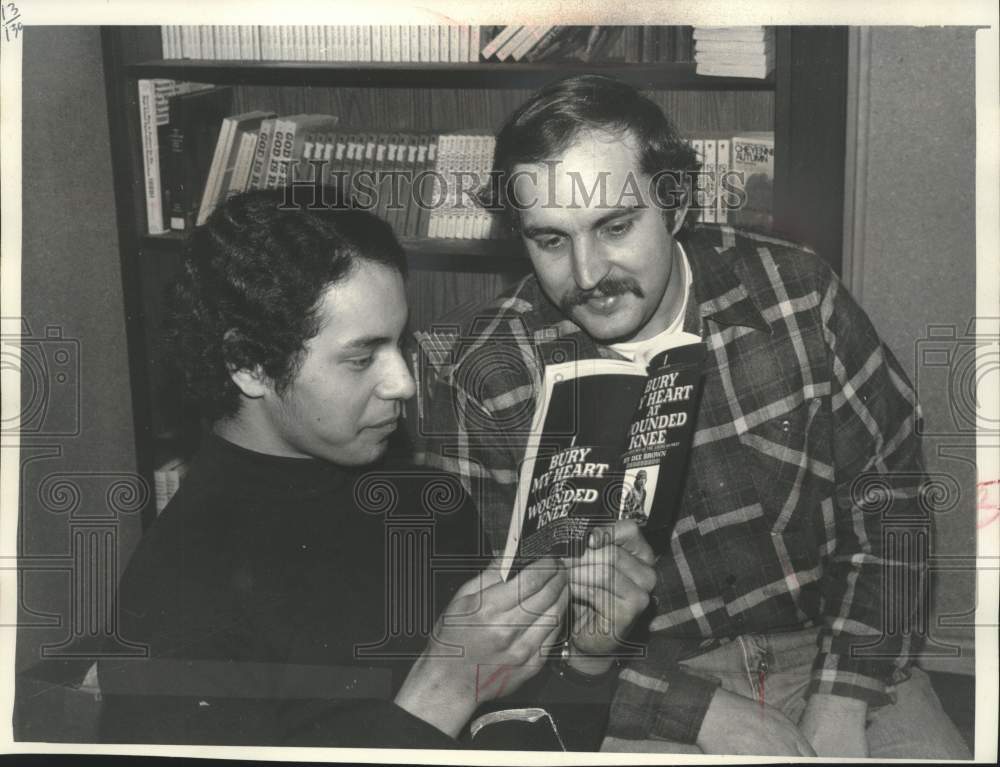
[{"x1": 563, "y1": 276, "x2": 645, "y2": 310}]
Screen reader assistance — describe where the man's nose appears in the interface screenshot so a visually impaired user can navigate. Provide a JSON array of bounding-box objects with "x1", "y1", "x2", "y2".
[
  {"x1": 378, "y1": 351, "x2": 417, "y2": 401},
  {"x1": 570, "y1": 238, "x2": 610, "y2": 292}
]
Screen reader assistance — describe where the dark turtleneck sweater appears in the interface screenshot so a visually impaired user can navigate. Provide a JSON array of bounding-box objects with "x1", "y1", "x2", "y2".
[{"x1": 97, "y1": 434, "x2": 612, "y2": 749}]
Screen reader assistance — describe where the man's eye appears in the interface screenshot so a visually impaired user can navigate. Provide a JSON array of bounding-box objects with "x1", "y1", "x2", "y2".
[
  {"x1": 604, "y1": 220, "x2": 633, "y2": 238},
  {"x1": 346, "y1": 356, "x2": 374, "y2": 370},
  {"x1": 536, "y1": 236, "x2": 565, "y2": 251}
]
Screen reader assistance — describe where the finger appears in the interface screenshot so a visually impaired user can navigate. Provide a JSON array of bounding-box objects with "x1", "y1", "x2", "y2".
[
  {"x1": 569, "y1": 546, "x2": 657, "y2": 595},
  {"x1": 484, "y1": 559, "x2": 569, "y2": 626},
  {"x1": 452, "y1": 557, "x2": 507, "y2": 599},
  {"x1": 509, "y1": 584, "x2": 570, "y2": 661},
  {"x1": 593, "y1": 520, "x2": 655, "y2": 565},
  {"x1": 483, "y1": 557, "x2": 565, "y2": 612}
]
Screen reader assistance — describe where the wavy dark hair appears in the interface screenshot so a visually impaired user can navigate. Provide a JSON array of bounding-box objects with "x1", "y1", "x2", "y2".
[
  {"x1": 165, "y1": 189, "x2": 406, "y2": 423},
  {"x1": 481, "y1": 74, "x2": 700, "y2": 233}
]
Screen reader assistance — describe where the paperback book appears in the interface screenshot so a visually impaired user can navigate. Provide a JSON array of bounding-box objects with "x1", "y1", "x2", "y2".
[{"x1": 500, "y1": 337, "x2": 705, "y2": 580}]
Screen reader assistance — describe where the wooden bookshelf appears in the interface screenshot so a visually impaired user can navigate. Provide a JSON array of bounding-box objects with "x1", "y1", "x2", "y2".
[
  {"x1": 101, "y1": 25, "x2": 847, "y2": 527},
  {"x1": 127, "y1": 59, "x2": 776, "y2": 91},
  {"x1": 142, "y1": 232, "x2": 529, "y2": 270}
]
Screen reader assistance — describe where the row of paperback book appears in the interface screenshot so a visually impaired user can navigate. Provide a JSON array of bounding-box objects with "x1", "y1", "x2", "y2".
[
  {"x1": 690, "y1": 132, "x2": 774, "y2": 227},
  {"x1": 139, "y1": 80, "x2": 502, "y2": 240},
  {"x1": 692, "y1": 26, "x2": 775, "y2": 79},
  {"x1": 139, "y1": 80, "x2": 774, "y2": 241},
  {"x1": 160, "y1": 25, "x2": 484, "y2": 63},
  {"x1": 158, "y1": 25, "x2": 698, "y2": 64}
]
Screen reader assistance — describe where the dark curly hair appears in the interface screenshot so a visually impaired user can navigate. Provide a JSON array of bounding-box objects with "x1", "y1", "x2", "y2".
[
  {"x1": 165, "y1": 189, "x2": 406, "y2": 423},
  {"x1": 480, "y1": 74, "x2": 700, "y2": 234}
]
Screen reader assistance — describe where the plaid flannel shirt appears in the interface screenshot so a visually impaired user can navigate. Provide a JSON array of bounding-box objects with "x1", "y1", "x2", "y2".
[{"x1": 413, "y1": 226, "x2": 928, "y2": 743}]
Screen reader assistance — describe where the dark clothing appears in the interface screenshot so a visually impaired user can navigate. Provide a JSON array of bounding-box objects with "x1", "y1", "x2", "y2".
[{"x1": 98, "y1": 434, "x2": 610, "y2": 749}]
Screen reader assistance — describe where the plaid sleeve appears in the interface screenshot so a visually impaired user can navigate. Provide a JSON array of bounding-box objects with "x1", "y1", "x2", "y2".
[
  {"x1": 607, "y1": 665, "x2": 720, "y2": 744},
  {"x1": 813, "y1": 271, "x2": 928, "y2": 705},
  {"x1": 412, "y1": 325, "x2": 538, "y2": 554}
]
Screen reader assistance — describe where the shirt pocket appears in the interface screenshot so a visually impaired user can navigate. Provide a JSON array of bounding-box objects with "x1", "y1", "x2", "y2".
[{"x1": 736, "y1": 395, "x2": 825, "y2": 534}]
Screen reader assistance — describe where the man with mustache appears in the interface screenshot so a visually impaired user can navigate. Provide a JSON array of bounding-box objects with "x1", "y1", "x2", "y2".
[
  {"x1": 417, "y1": 75, "x2": 969, "y2": 758},
  {"x1": 97, "y1": 190, "x2": 655, "y2": 749}
]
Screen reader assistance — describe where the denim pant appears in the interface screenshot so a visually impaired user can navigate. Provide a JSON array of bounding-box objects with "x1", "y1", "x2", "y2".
[{"x1": 602, "y1": 627, "x2": 971, "y2": 758}]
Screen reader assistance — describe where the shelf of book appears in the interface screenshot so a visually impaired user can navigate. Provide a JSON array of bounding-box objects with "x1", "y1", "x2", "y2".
[
  {"x1": 126, "y1": 59, "x2": 775, "y2": 91},
  {"x1": 141, "y1": 232, "x2": 528, "y2": 270}
]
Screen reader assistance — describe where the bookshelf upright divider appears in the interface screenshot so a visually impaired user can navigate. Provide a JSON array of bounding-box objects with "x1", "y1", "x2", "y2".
[{"x1": 100, "y1": 25, "x2": 847, "y2": 527}]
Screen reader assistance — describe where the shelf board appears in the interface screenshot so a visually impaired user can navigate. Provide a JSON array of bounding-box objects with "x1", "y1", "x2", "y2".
[
  {"x1": 141, "y1": 233, "x2": 528, "y2": 271},
  {"x1": 126, "y1": 59, "x2": 774, "y2": 91}
]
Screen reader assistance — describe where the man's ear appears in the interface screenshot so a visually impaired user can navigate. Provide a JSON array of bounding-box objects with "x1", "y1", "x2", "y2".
[
  {"x1": 669, "y1": 185, "x2": 691, "y2": 238},
  {"x1": 223, "y1": 329, "x2": 270, "y2": 399},
  {"x1": 228, "y1": 364, "x2": 270, "y2": 399}
]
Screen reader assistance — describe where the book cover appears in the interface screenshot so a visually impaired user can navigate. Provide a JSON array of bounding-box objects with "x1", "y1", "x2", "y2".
[
  {"x1": 730, "y1": 131, "x2": 774, "y2": 229},
  {"x1": 165, "y1": 86, "x2": 234, "y2": 232},
  {"x1": 500, "y1": 339, "x2": 706, "y2": 579}
]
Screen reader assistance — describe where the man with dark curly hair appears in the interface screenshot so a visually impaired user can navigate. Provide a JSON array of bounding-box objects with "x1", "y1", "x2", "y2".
[{"x1": 96, "y1": 190, "x2": 655, "y2": 750}]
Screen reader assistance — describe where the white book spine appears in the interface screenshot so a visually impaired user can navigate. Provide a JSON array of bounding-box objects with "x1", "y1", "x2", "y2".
[
  {"x1": 372, "y1": 24, "x2": 383, "y2": 62},
  {"x1": 449, "y1": 25, "x2": 460, "y2": 63},
  {"x1": 429, "y1": 25, "x2": 440, "y2": 62},
  {"x1": 496, "y1": 25, "x2": 533, "y2": 62},
  {"x1": 228, "y1": 131, "x2": 257, "y2": 196},
  {"x1": 715, "y1": 139, "x2": 730, "y2": 224},
  {"x1": 419, "y1": 26, "x2": 430, "y2": 62},
  {"x1": 409, "y1": 26, "x2": 421, "y2": 62},
  {"x1": 481, "y1": 25, "x2": 519, "y2": 60},
  {"x1": 400, "y1": 25, "x2": 411, "y2": 63},
  {"x1": 390, "y1": 25, "x2": 401, "y2": 63},
  {"x1": 458, "y1": 25, "x2": 469, "y2": 63},
  {"x1": 181, "y1": 26, "x2": 198, "y2": 58},
  {"x1": 690, "y1": 139, "x2": 704, "y2": 223},
  {"x1": 702, "y1": 139, "x2": 717, "y2": 224},
  {"x1": 137, "y1": 80, "x2": 165, "y2": 235},
  {"x1": 361, "y1": 26, "x2": 372, "y2": 62}
]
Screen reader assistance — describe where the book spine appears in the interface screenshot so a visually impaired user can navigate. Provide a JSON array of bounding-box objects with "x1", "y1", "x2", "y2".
[
  {"x1": 715, "y1": 139, "x2": 730, "y2": 225},
  {"x1": 400, "y1": 25, "x2": 411, "y2": 63},
  {"x1": 702, "y1": 139, "x2": 717, "y2": 224},
  {"x1": 419, "y1": 26, "x2": 430, "y2": 62},
  {"x1": 410, "y1": 26, "x2": 421, "y2": 62},
  {"x1": 481, "y1": 25, "x2": 518, "y2": 60},
  {"x1": 248, "y1": 119, "x2": 275, "y2": 190},
  {"x1": 469, "y1": 26, "x2": 480, "y2": 62},
  {"x1": 137, "y1": 80, "x2": 166, "y2": 234},
  {"x1": 181, "y1": 26, "x2": 199, "y2": 58},
  {"x1": 166, "y1": 120, "x2": 188, "y2": 231},
  {"x1": 265, "y1": 119, "x2": 293, "y2": 189},
  {"x1": 228, "y1": 130, "x2": 258, "y2": 196},
  {"x1": 690, "y1": 139, "x2": 704, "y2": 223},
  {"x1": 429, "y1": 25, "x2": 440, "y2": 62},
  {"x1": 196, "y1": 117, "x2": 233, "y2": 226},
  {"x1": 360, "y1": 26, "x2": 372, "y2": 62}
]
